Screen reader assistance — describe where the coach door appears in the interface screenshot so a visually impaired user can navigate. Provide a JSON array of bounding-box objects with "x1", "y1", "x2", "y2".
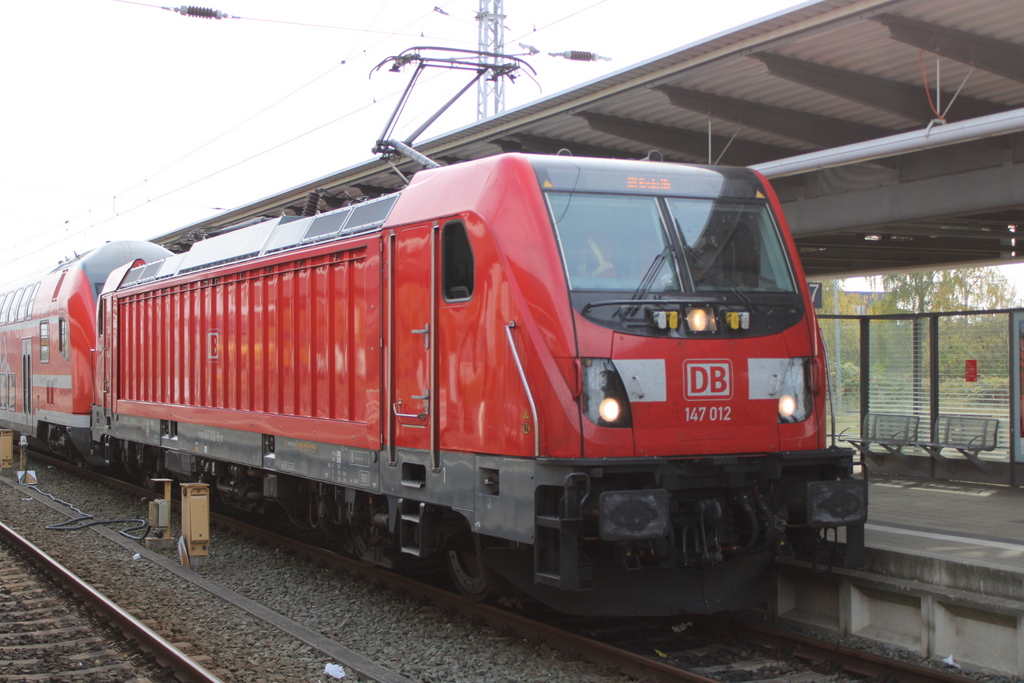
[
  {"x1": 21, "y1": 339, "x2": 31, "y2": 415},
  {"x1": 386, "y1": 223, "x2": 438, "y2": 469}
]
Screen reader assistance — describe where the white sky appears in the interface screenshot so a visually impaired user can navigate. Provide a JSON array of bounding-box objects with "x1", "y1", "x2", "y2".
[{"x1": 2, "y1": 0, "x2": 1019, "y2": 299}]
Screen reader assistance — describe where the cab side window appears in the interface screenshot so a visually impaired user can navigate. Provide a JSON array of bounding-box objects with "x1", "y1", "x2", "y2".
[{"x1": 442, "y1": 221, "x2": 474, "y2": 301}]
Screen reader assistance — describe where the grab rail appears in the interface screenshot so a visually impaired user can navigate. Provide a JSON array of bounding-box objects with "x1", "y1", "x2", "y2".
[{"x1": 504, "y1": 321, "x2": 540, "y2": 458}]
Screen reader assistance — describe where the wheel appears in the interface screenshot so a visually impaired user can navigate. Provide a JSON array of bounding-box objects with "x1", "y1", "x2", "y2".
[{"x1": 445, "y1": 536, "x2": 493, "y2": 601}]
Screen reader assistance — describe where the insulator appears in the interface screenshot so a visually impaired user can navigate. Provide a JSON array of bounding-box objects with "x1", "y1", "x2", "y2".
[
  {"x1": 301, "y1": 191, "x2": 323, "y2": 217},
  {"x1": 175, "y1": 5, "x2": 227, "y2": 19},
  {"x1": 549, "y1": 50, "x2": 611, "y2": 62}
]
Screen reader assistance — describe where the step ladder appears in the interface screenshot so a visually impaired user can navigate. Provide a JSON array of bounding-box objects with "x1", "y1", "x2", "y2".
[{"x1": 534, "y1": 472, "x2": 593, "y2": 591}]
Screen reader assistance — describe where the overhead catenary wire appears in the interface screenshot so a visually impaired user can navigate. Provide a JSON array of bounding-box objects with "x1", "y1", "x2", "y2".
[
  {"x1": 0, "y1": 96, "x2": 386, "y2": 272},
  {"x1": 7, "y1": 61, "x2": 348, "y2": 254},
  {"x1": 113, "y1": 0, "x2": 436, "y2": 36}
]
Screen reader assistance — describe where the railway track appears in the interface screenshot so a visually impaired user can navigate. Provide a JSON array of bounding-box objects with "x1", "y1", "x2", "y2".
[
  {"x1": 0, "y1": 518, "x2": 219, "y2": 683},
  {"x1": 14, "y1": 450, "x2": 982, "y2": 683}
]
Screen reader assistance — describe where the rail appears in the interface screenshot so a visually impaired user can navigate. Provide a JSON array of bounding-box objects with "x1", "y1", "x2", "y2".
[{"x1": 0, "y1": 519, "x2": 223, "y2": 683}]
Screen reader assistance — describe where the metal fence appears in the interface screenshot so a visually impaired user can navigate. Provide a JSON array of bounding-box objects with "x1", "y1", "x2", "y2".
[{"x1": 819, "y1": 310, "x2": 1018, "y2": 485}]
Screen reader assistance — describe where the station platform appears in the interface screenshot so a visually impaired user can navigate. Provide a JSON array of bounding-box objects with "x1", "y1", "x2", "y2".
[
  {"x1": 865, "y1": 474, "x2": 1024, "y2": 573},
  {"x1": 775, "y1": 473, "x2": 1024, "y2": 677}
]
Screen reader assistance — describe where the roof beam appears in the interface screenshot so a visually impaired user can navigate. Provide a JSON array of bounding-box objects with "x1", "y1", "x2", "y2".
[
  {"x1": 796, "y1": 252, "x2": 1010, "y2": 277},
  {"x1": 656, "y1": 85, "x2": 899, "y2": 148},
  {"x1": 574, "y1": 112, "x2": 798, "y2": 165},
  {"x1": 877, "y1": 14, "x2": 1024, "y2": 83},
  {"x1": 755, "y1": 53, "x2": 1006, "y2": 124},
  {"x1": 779, "y1": 160, "x2": 1024, "y2": 236},
  {"x1": 795, "y1": 230, "x2": 1016, "y2": 276},
  {"x1": 798, "y1": 232, "x2": 1011, "y2": 256}
]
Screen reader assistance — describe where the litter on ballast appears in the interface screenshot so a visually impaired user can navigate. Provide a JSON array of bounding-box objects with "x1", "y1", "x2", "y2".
[{"x1": 324, "y1": 662, "x2": 346, "y2": 678}]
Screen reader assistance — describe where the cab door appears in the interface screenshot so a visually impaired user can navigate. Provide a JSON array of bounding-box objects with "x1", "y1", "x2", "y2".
[{"x1": 386, "y1": 223, "x2": 438, "y2": 468}]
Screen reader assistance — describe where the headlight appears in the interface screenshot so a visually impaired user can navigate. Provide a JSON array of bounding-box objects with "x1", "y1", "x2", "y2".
[
  {"x1": 599, "y1": 397, "x2": 621, "y2": 422},
  {"x1": 685, "y1": 306, "x2": 717, "y2": 333},
  {"x1": 581, "y1": 358, "x2": 633, "y2": 428},
  {"x1": 778, "y1": 394, "x2": 797, "y2": 418},
  {"x1": 778, "y1": 358, "x2": 811, "y2": 423}
]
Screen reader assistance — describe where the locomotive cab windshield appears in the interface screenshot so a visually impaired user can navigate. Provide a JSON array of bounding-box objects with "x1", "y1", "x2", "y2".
[{"x1": 536, "y1": 157, "x2": 803, "y2": 336}]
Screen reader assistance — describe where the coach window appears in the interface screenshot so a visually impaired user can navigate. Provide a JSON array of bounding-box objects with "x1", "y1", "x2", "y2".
[
  {"x1": 442, "y1": 221, "x2": 474, "y2": 301},
  {"x1": 0, "y1": 291, "x2": 14, "y2": 324},
  {"x1": 7, "y1": 288, "x2": 24, "y2": 324},
  {"x1": 16, "y1": 284, "x2": 32, "y2": 321},
  {"x1": 24, "y1": 282, "x2": 40, "y2": 319},
  {"x1": 39, "y1": 320, "x2": 50, "y2": 364},
  {"x1": 7, "y1": 373, "x2": 15, "y2": 411},
  {"x1": 58, "y1": 317, "x2": 69, "y2": 358}
]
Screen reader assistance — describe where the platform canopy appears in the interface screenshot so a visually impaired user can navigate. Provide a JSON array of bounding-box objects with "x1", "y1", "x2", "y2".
[{"x1": 156, "y1": 0, "x2": 1024, "y2": 278}]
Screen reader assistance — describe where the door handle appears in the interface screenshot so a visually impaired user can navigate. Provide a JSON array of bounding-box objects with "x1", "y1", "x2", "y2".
[
  {"x1": 411, "y1": 323, "x2": 430, "y2": 349},
  {"x1": 393, "y1": 392, "x2": 429, "y2": 420}
]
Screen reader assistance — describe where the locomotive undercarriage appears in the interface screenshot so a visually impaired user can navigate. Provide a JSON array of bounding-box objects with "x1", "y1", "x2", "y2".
[
  {"x1": 480, "y1": 448, "x2": 866, "y2": 615},
  {"x1": 86, "y1": 415, "x2": 864, "y2": 615}
]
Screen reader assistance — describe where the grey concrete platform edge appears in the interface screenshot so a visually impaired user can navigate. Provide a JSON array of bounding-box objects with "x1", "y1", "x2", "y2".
[
  {"x1": 775, "y1": 546, "x2": 1024, "y2": 677},
  {"x1": 863, "y1": 542, "x2": 1024, "y2": 603},
  {"x1": 0, "y1": 475, "x2": 413, "y2": 683}
]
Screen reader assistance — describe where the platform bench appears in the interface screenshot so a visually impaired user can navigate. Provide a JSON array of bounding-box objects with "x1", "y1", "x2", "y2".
[
  {"x1": 840, "y1": 413, "x2": 920, "y2": 469},
  {"x1": 914, "y1": 415, "x2": 1000, "y2": 475}
]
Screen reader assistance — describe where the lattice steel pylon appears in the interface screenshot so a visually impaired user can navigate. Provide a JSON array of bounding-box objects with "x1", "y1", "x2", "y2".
[{"x1": 476, "y1": 0, "x2": 506, "y2": 120}]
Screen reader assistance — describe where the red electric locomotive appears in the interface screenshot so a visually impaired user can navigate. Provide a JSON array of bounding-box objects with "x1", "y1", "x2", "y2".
[
  {"x1": 0, "y1": 242, "x2": 170, "y2": 462},
  {"x1": 90, "y1": 153, "x2": 863, "y2": 615}
]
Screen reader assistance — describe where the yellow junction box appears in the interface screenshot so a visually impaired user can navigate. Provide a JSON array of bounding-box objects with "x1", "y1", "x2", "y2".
[
  {"x1": 181, "y1": 482, "x2": 210, "y2": 560},
  {"x1": 0, "y1": 430, "x2": 12, "y2": 470}
]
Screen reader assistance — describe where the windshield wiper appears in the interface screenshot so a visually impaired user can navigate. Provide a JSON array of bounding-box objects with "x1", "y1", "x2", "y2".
[
  {"x1": 617, "y1": 247, "x2": 670, "y2": 319},
  {"x1": 726, "y1": 286, "x2": 752, "y2": 304}
]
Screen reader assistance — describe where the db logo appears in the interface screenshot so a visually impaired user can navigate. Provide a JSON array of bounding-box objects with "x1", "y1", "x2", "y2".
[{"x1": 684, "y1": 360, "x2": 733, "y2": 400}]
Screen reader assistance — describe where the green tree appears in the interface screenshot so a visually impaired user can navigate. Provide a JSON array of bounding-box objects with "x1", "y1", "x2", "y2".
[
  {"x1": 866, "y1": 268, "x2": 1016, "y2": 406},
  {"x1": 868, "y1": 267, "x2": 1018, "y2": 314}
]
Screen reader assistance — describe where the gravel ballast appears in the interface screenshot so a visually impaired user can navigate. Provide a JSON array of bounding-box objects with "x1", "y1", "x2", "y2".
[{"x1": 0, "y1": 462, "x2": 631, "y2": 683}]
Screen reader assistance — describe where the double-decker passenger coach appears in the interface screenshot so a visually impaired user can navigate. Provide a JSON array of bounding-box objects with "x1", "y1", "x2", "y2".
[{"x1": 0, "y1": 242, "x2": 170, "y2": 462}]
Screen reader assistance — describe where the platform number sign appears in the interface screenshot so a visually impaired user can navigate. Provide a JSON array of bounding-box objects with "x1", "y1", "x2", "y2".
[{"x1": 808, "y1": 282, "x2": 823, "y2": 309}]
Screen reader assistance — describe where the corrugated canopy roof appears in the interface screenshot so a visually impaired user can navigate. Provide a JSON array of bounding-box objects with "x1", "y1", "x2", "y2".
[{"x1": 157, "y1": 0, "x2": 1024, "y2": 278}]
